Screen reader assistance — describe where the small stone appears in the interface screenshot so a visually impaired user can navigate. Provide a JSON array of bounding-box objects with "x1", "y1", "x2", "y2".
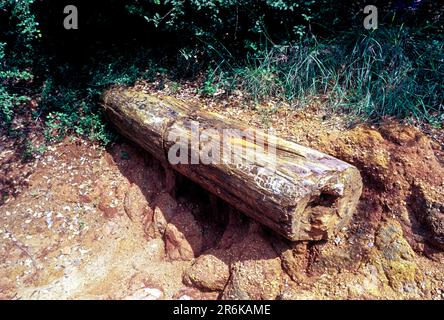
[
  {"x1": 183, "y1": 253, "x2": 230, "y2": 291},
  {"x1": 222, "y1": 227, "x2": 283, "y2": 300},
  {"x1": 123, "y1": 183, "x2": 150, "y2": 225},
  {"x1": 164, "y1": 209, "x2": 203, "y2": 261}
]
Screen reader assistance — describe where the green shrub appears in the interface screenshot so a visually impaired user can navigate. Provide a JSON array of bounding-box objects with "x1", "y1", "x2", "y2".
[{"x1": 0, "y1": 0, "x2": 39, "y2": 127}]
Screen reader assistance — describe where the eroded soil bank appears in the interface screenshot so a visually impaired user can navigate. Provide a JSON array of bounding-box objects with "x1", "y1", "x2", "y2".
[{"x1": 1, "y1": 90, "x2": 443, "y2": 300}]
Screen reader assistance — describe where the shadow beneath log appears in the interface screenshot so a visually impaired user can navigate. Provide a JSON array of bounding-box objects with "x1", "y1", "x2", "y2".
[
  {"x1": 107, "y1": 138, "x2": 233, "y2": 253},
  {"x1": 107, "y1": 135, "x2": 292, "y2": 260}
]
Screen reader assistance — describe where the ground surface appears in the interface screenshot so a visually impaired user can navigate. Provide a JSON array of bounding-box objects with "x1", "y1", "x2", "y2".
[{"x1": 1, "y1": 83, "x2": 443, "y2": 300}]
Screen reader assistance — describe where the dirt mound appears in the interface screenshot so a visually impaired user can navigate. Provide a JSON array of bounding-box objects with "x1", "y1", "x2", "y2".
[
  {"x1": 1, "y1": 94, "x2": 443, "y2": 299},
  {"x1": 318, "y1": 123, "x2": 444, "y2": 255}
]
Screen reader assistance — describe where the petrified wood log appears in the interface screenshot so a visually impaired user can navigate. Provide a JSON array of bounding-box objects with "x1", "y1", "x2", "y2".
[{"x1": 102, "y1": 87, "x2": 363, "y2": 241}]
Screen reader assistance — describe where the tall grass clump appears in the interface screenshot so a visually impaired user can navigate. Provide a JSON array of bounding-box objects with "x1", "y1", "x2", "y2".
[
  {"x1": 332, "y1": 26, "x2": 443, "y2": 122},
  {"x1": 220, "y1": 25, "x2": 443, "y2": 124}
]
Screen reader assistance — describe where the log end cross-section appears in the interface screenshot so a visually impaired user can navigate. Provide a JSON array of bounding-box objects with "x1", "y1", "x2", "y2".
[{"x1": 102, "y1": 87, "x2": 363, "y2": 241}]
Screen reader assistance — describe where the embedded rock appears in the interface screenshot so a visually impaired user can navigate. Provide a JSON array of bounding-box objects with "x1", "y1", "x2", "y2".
[{"x1": 183, "y1": 253, "x2": 230, "y2": 291}]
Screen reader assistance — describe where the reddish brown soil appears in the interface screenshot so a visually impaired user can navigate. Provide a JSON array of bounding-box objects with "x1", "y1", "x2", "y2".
[{"x1": 1, "y1": 85, "x2": 443, "y2": 300}]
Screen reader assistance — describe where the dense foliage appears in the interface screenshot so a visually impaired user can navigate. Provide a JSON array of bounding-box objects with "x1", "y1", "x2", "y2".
[
  {"x1": 0, "y1": 1, "x2": 442, "y2": 148},
  {"x1": 0, "y1": 0, "x2": 38, "y2": 125}
]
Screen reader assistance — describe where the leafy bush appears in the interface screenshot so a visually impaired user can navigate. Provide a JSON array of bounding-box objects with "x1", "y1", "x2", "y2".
[{"x1": 0, "y1": 0, "x2": 39, "y2": 126}]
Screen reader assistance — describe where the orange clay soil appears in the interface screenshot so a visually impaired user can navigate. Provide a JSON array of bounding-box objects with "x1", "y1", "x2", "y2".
[{"x1": 0, "y1": 86, "x2": 443, "y2": 300}]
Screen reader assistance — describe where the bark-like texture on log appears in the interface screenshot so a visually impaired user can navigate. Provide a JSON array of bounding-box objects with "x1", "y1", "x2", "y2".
[{"x1": 101, "y1": 87, "x2": 363, "y2": 241}]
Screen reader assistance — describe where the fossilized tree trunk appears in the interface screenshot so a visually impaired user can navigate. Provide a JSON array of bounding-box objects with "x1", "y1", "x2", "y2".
[{"x1": 101, "y1": 87, "x2": 363, "y2": 241}]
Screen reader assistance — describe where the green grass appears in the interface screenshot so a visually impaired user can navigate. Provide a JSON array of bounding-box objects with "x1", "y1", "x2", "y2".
[{"x1": 205, "y1": 25, "x2": 443, "y2": 124}]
